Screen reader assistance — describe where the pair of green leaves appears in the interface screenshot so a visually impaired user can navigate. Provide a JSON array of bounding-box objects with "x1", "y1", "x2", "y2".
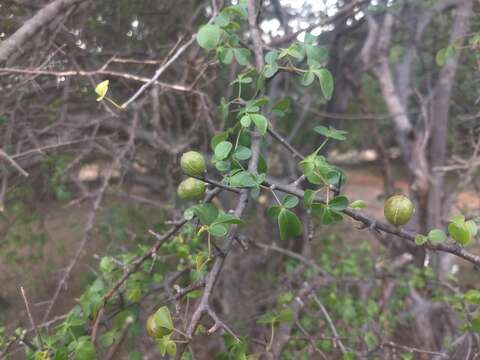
[
  {"x1": 228, "y1": 169, "x2": 264, "y2": 189},
  {"x1": 299, "y1": 34, "x2": 333, "y2": 99},
  {"x1": 184, "y1": 203, "x2": 243, "y2": 237},
  {"x1": 265, "y1": 35, "x2": 333, "y2": 99},
  {"x1": 197, "y1": 26, "x2": 251, "y2": 65},
  {"x1": 299, "y1": 154, "x2": 345, "y2": 187},
  {"x1": 415, "y1": 214, "x2": 477, "y2": 246},
  {"x1": 150, "y1": 307, "x2": 176, "y2": 356},
  {"x1": 302, "y1": 67, "x2": 334, "y2": 100},
  {"x1": 264, "y1": 50, "x2": 279, "y2": 78},
  {"x1": 304, "y1": 191, "x2": 348, "y2": 225},
  {"x1": 217, "y1": 47, "x2": 250, "y2": 65},
  {"x1": 239, "y1": 113, "x2": 268, "y2": 135},
  {"x1": 213, "y1": 140, "x2": 252, "y2": 168},
  {"x1": 267, "y1": 195, "x2": 303, "y2": 240},
  {"x1": 448, "y1": 214, "x2": 477, "y2": 245},
  {"x1": 314, "y1": 125, "x2": 347, "y2": 141},
  {"x1": 198, "y1": 3, "x2": 251, "y2": 66},
  {"x1": 415, "y1": 229, "x2": 447, "y2": 245}
]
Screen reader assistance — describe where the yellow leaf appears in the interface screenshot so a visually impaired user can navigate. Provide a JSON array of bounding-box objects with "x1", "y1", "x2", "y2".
[{"x1": 95, "y1": 80, "x2": 109, "y2": 101}]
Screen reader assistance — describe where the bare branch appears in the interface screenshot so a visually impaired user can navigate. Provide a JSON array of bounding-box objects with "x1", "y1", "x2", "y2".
[{"x1": 0, "y1": 0, "x2": 87, "y2": 62}]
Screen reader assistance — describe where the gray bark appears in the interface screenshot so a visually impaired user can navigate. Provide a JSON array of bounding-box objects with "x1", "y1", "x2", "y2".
[{"x1": 0, "y1": 0, "x2": 87, "y2": 63}]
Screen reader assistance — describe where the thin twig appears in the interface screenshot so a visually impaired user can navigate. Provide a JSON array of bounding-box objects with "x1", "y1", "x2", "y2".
[
  {"x1": 310, "y1": 293, "x2": 347, "y2": 354},
  {"x1": 0, "y1": 149, "x2": 28, "y2": 177},
  {"x1": 20, "y1": 287, "x2": 44, "y2": 349},
  {"x1": 121, "y1": 35, "x2": 197, "y2": 108}
]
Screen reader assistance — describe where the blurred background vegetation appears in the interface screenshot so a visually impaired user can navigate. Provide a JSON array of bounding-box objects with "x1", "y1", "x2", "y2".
[{"x1": 0, "y1": 0, "x2": 479, "y2": 359}]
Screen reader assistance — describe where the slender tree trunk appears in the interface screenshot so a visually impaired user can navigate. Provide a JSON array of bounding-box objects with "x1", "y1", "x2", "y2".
[{"x1": 427, "y1": 0, "x2": 473, "y2": 274}]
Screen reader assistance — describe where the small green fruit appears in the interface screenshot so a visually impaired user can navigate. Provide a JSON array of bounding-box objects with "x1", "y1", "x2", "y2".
[
  {"x1": 177, "y1": 177, "x2": 206, "y2": 200},
  {"x1": 384, "y1": 195, "x2": 414, "y2": 226},
  {"x1": 180, "y1": 151, "x2": 206, "y2": 176}
]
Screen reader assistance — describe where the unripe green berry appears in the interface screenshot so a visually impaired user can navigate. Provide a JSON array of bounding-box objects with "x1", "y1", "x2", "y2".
[
  {"x1": 180, "y1": 151, "x2": 206, "y2": 176},
  {"x1": 177, "y1": 177, "x2": 206, "y2": 200},
  {"x1": 384, "y1": 195, "x2": 414, "y2": 226}
]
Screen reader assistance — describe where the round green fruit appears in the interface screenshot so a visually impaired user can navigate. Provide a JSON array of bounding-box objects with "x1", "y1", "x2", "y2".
[
  {"x1": 384, "y1": 195, "x2": 414, "y2": 226},
  {"x1": 177, "y1": 177, "x2": 206, "y2": 200},
  {"x1": 180, "y1": 151, "x2": 206, "y2": 176}
]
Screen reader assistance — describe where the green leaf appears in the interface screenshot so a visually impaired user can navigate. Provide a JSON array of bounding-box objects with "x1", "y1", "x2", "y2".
[
  {"x1": 415, "y1": 235, "x2": 428, "y2": 245},
  {"x1": 277, "y1": 292, "x2": 294, "y2": 305},
  {"x1": 436, "y1": 46, "x2": 456, "y2": 67},
  {"x1": 277, "y1": 308, "x2": 294, "y2": 323},
  {"x1": 267, "y1": 205, "x2": 282, "y2": 218},
  {"x1": 328, "y1": 196, "x2": 348, "y2": 211},
  {"x1": 363, "y1": 332, "x2": 378, "y2": 350},
  {"x1": 466, "y1": 220, "x2": 478, "y2": 237},
  {"x1": 95, "y1": 80, "x2": 109, "y2": 101},
  {"x1": 311, "y1": 204, "x2": 343, "y2": 224},
  {"x1": 240, "y1": 114, "x2": 251, "y2": 127},
  {"x1": 350, "y1": 200, "x2": 366, "y2": 209},
  {"x1": 197, "y1": 25, "x2": 222, "y2": 49},
  {"x1": 278, "y1": 208, "x2": 303, "y2": 240},
  {"x1": 238, "y1": 76, "x2": 253, "y2": 84},
  {"x1": 215, "y1": 160, "x2": 231, "y2": 172},
  {"x1": 302, "y1": 71, "x2": 315, "y2": 86},
  {"x1": 427, "y1": 229, "x2": 447, "y2": 244},
  {"x1": 211, "y1": 213, "x2": 243, "y2": 227},
  {"x1": 448, "y1": 221, "x2": 471, "y2": 246},
  {"x1": 312, "y1": 69, "x2": 333, "y2": 99},
  {"x1": 263, "y1": 63, "x2": 278, "y2": 78},
  {"x1": 305, "y1": 45, "x2": 328, "y2": 65},
  {"x1": 257, "y1": 312, "x2": 278, "y2": 325},
  {"x1": 234, "y1": 48, "x2": 250, "y2": 66},
  {"x1": 272, "y1": 98, "x2": 290, "y2": 116},
  {"x1": 265, "y1": 50, "x2": 278, "y2": 64},
  {"x1": 303, "y1": 32, "x2": 317, "y2": 44},
  {"x1": 165, "y1": 339, "x2": 176, "y2": 356},
  {"x1": 215, "y1": 141, "x2": 233, "y2": 160},
  {"x1": 208, "y1": 223, "x2": 229, "y2": 237},
  {"x1": 233, "y1": 146, "x2": 252, "y2": 160},
  {"x1": 303, "y1": 189, "x2": 316, "y2": 210},
  {"x1": 229, "y1": 170, "x2": 257, "y2": 187},
  {"x1": 257, "y1": 154, "x2": 267, "y2": 174},
  {"x1": 152, "y1": 306, "x2": 174, "y2": 334},
  {"x1": 217, "y1": 47, "x2": 234, "y2": 64},
  {"x1": 471, "y1": 318, "x2": 480, "y2": 334},
  {"x1": 298, "y1": 154, "x2": 332, "y2": 185},
  {"x1": 282, "y1": 195, "x2": 298, "y2": 209},
  {"x1": 211, "y1": 131, "x2": 229, "y2": 150},
  {"x1": 313, "y1": 125, "x2": 347, "y2": 140},
  {"x1": 217, "y1": 98, "x2": 229, "y2": 121},
  {"x1": 74, "y1": 338, "x2": 97, "y2": 360},
  {"x1": 465, "y1": 290, "x2": 480, "y2": 305},
  {"x1": 279, "y1": 42, "x2": 305, "y2": 61},
  {"x1": 282, "y1": 195, "x2": 299, "y2": 209},
  {"x1": 215, "y1": 12, "x2": 231, "y2": 27},
  {"x1": 100, "y1": 329, "x2": 117, "y2": 347},
  {"x1": 250, "y1": 114, "x2": 268, "y2": 135},
  {"x1": 187, "y1": 203, "x2": 219, "y2": 225},
  {"x1": 450, "y1": 214, "x2": 465, "y2": 223},
  {"x1": 128, "y1": 351, "x2": 143, "y2": 360}
]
